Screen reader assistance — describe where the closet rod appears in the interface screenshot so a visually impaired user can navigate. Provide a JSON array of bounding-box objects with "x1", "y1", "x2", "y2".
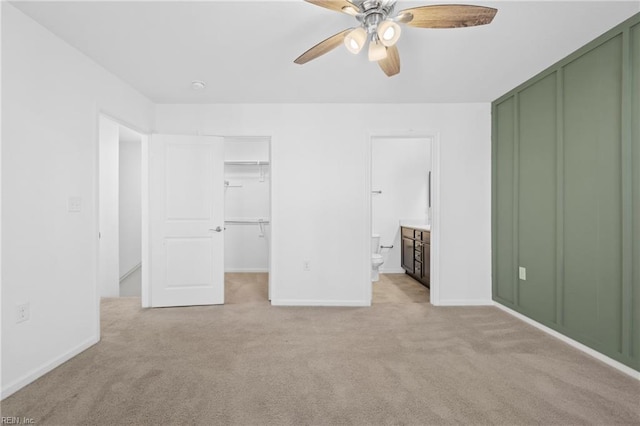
[
  {"x1": 224, "y1": 220, "x2": 270, "y2": 225},
  {"x1": 224, "y1": 161, "x2": 270, "y2": 166}
]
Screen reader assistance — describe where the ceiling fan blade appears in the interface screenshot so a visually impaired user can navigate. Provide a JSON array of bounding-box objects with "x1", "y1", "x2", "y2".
[
  {"x1": 397, "y1": 5, "x2": 497, "y2": 29},
  {"x1": 378, "y1": 45, "x2": 400, "y2": 77},
  {"x1": 294, "y1": 28, "x2": 353, "y2": 65},
  {"x1": 304, "y1": 0, "x2": 360, "y2": 15}
]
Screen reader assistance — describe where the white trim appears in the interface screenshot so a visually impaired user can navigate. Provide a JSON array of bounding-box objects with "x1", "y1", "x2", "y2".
[
  {"x1": 429, "y1": 133, "x2": 442, "y2": 306},
  {"x1": 271, "y1": 299, "x2": 370, "y2": 307},
  {"x1": 1, "y1": 335, "x2": 99, "y2": 399},
  {"x1": 93, "y1": 106, "x2": 102, "y2": 342},
  {"x1": 366, "y1": 131, "x2": 441, "y2": 306},
  {"x1": 438, "y1": 299, "x2": 494, "y2": 306},
  {"x1": 140, "y1": 134, "x2": 150, "y2": 308},
  {"x1": 224, "y1": 268, "x2": 269, "y2": 273},
  {"x1": 268, "y1": 134, "x2": 275, "y2": 302},
  {"x1": 119, "y1": 262, "x2": 142, "y2": 281},
  {"x1": 495, "y1": 303, "x2": 640, "y2": 380},
  {"x1": 364, "y1": 133, "x2": 373, "y2": 306}
]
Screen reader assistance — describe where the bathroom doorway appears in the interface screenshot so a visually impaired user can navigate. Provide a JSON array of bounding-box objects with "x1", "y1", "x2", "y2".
[
  {"x1": 223, "y1": 137, "x2": 272, "y2": 304},
  {"x1": 368, "y1": 135, "x2": 438, "y2": 305}
]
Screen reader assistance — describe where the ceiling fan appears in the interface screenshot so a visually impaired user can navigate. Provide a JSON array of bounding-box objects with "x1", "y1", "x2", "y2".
[{"x1": 294, "y1": 0, "x2": 498, "y2": 77}]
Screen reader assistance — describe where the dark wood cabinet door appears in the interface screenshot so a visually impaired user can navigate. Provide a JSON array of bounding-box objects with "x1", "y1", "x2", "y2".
[
  {"x1": 401, "y1": 227, "x2": 414, "y2": 239},
  {"x1": 422, "y1": 243, "x2": 431, "y2": 285},
  {"x1": 401, "y1": 237, "x2": 414, "y2": 273},
  {"x1": 422, "y1": 231, "x2": 430, "y2": 244},
  {"x1": 400, "y1": 226, "x2": 430, "y2": 288}
]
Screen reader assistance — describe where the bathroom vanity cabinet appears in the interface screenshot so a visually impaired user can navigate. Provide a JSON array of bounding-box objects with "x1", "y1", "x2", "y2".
[{"x1": 401, "y1": 226, "x2": 430, "y2": 287}]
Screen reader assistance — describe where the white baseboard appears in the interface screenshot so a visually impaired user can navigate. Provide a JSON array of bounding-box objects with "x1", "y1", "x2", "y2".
[
  {"x1": 1, "y1": 335, "x2": 99, "y2": 400},
  {"x1": 224, "y1": 268, "x2": 269, "y2": 273},
  {"x1": 271, "y1": 299, "x2": 370, "y2": 307},
  {"x1": 495, "y1": 303, "x2": 640, "y2": 380},
  {"x1": 379, "y1": 268, "x2": 406, "y2": 274},
  {"x1": 119, "y1": 262, "x2": 141, "y2": 282},
  {"x1": 435, "y1": 299, "x2": 493, "y2": 306}
]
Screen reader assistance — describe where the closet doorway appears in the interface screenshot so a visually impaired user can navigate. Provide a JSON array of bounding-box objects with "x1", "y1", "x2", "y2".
[{"x1": 223, "y1": 137, "x2": 272, "y2": 304}]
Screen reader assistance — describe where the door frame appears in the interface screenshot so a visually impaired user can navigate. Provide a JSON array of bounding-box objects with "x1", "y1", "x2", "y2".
[
  {"x1": 221, "y1": 134, "x2": 274, "y2": 301},
  {"x1": 139, "y1": 132, "x2": 275, "y2": 304},
  {"x1": 95, "y1": 111, "x2": 151, "y2": 322},
  {"x1": 366, "y1": 131, "x2": 441, "y2": 305}
]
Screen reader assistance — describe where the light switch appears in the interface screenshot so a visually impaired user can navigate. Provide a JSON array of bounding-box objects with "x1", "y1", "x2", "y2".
[
  {"x1": 68, "y1": 197, "x2": 82, "y2": 213},
  {"x1": 519, "y1": 266, "x2": 527, "y2": 281}
]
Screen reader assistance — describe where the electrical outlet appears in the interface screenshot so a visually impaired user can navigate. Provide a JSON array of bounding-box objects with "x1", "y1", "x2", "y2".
[
  {"x1": 519, "y1": 267, "x2": 527, "y2": 281},
  {"x1": 17, "y1": 302, "x2": 30, "y2": 323},
  {"x1": 303, "y1": 260, "x2": 311, "y2": 271}
]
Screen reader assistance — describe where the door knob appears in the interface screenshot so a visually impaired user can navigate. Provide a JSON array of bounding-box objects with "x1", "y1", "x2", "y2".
[{"x1": 209, "y1": 226, "x2": 223, "y2": 232}]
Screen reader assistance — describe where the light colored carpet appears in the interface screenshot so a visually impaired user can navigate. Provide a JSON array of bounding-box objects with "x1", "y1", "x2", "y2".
[
  {"x1": 373, "y1": 273, "x2": 429, "y2": 304},
  {"x1": 225, "y1": 272, "x2": 269, "y2": 304},
  {"x1": 2, "y1": 273, "x2": 639, "y2": 425}
]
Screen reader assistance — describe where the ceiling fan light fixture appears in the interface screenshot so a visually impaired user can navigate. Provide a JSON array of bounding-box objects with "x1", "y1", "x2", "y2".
[
  {"x1": 368, "y1": 38, "x2": 387, "y2": 62},
  {"x1": 296, "y1": 1, "x2": 499, "y2": 77},
  {"x1": 377, "y1": 20, "x2": 401, "y2": 47},
  {"x1": 344, "y1": 27, "x2": 367, "y2": 54},
  {"x1": 342, "y1": 5, "x2": 359, "y2": 16}
]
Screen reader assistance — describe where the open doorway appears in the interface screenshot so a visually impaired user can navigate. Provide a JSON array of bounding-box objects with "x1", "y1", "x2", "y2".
[
  {"x1": 223, "y1": 137, "x2": 271, "y2": 305},
  {"x1": 98, "y1": 115, "x2": 145, "y2": 299},
  {"x1": 118, "y1": 127, "x2": 143, "y2": 296},
  {"x1": 369, "y1": 135, "x2": 436, "y2": 305}
]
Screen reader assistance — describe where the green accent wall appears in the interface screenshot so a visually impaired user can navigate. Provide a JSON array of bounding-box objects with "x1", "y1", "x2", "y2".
[
  {"x1": 492, "y1": 13, "x2": 640, "y2": 372},
  {"x1": 631, "y1": 22, "x2": 640, "y2": 365},
  {"x1": 494, "y1": 98, "x2": 516, "y2": 304}
]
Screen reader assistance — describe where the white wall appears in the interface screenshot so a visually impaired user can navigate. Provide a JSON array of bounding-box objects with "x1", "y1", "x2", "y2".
[
  {"x1": 155, "y1": 103, "x2": 492, "y2": 306},
  {"x1": 119, "y1": 135, "x2": 142, "y2": 278},
  {"x1": 372, "y1": 137, "x2": 431, "y2": 273},
  {"x1": 224, "y1": 138, "x2": 270, "y2": 272},
  {"x1": 1, "y1": 4, "x2": 154, "y2": 398}
]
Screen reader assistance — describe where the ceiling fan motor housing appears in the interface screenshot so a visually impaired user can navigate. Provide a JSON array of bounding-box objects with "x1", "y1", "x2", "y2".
[{"x1": 358, "y1": 0, "x2": 395, "y2": 33}]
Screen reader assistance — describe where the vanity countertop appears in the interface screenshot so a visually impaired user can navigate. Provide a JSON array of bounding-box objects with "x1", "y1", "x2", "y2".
[{"x1": 400, "y1": 223, "x2": 431, "y2": 232}]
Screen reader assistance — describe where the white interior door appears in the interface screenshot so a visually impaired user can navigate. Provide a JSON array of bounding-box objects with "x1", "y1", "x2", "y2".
[{"x1": 149, "y1": 134, "x2": 225, "y2": 307}]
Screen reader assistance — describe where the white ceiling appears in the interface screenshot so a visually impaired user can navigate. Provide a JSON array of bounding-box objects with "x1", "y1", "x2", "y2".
[{"x1": 10, "y1": 0, "x2": 640, "y2": 103}]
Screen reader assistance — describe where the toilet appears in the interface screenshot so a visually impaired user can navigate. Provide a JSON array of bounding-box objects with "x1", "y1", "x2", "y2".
[{"x1": 371, "y1": 234, "x2": 384, "y2": 282}]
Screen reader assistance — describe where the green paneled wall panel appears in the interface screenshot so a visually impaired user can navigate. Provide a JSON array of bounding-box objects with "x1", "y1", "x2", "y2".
[
  {"x1": 632, "y1": 23, "x2": 640, "y2": 365},
  {"x1": 517, "y1": 73, "x2": 557, "y2": 323},
  {"x1": 495, "y1": 97, "x2": 515, "y2": 304},
  {"x1": 493, "y1": 13, "x2": 640, "y2": 371},
  {"x1": 563, "y1": 35, "x2": 623, "y2": 351}
]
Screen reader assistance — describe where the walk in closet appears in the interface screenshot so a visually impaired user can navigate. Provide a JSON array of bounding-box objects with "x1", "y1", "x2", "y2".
[{"x1": 224, "y1": 137, "x2": 271, "y2": 303}]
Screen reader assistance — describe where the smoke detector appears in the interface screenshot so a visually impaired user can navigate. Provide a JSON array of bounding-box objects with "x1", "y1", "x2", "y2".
[{"x1": 191, "y1": 80, "x2": 206, "y2": 91}]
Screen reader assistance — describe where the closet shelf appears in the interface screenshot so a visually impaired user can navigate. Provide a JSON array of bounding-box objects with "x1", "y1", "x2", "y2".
[
  {"x1": 224, "y1": 180, "x2": 243, "y2": 188},
  {"x1": 225, "y1": 161, "x2": 270, "y2": 166},
  {"x1": 225, "y1": 219, "x2": 270, "y2": 225}
]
